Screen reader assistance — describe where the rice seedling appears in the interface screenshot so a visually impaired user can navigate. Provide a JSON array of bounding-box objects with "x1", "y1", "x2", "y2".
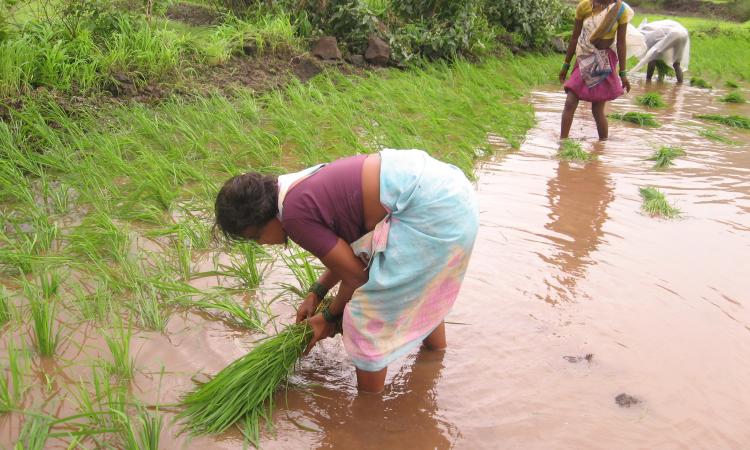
[
  {"x1": 178, "y1": 318, "x2": 315, "y2": 435},
  {"x1": 132, "y1": 282, "x2": 170, "y2": 332},
  {"x1": 635, "y1": 92, "x2": 665, "y2": 108},
  {"x1": 698, "y1": 128, "x2": 739, "y2": 145},
  {"x1": 190, "y1": 293, "x2": 266, "y2": 332},
  {"x1": 719, "y1": 91, "x2": 746, "y2": 103},
  {"x1": 725, "y1": 81, "x2": 740, "y2": 88},
  {"x1": 278, "y1": 247, "x2": 323, "y2": 298},
  {"x1": 695, "y1": 114, "x2": 750, "y2": 129},
  {"x1": 67, "y1": 211, "x2": 130, "y2": 264},
  {"x1": 0, "y1": 341, "x2": 27, "y2": 413},
  {"x1": 104, "y1": 319, "x2": 135, "y2": 381},
  {"x1": 557, "y1": 139, "x2": 595, "y2": 162},
  {"x1": 653, "y1": 60, "x2": 675, "y2": 79},
  {"x1": 117, "y1": 407, "x2": 164, "y2": 450},
  {"x1": 609, "y1": 112, "x2": 660, "y2": 127},
  {"x1": 203, "y1": 242, "x2": 271, "y2": 290},
  {"x1": 23, "y1": 273, "x2": 62, "y2": 357},
  {"x1": 690, "y1": 77, "x2": 712, "y2": 89},
  {"x1": 72, "y1": 282, "x2": 115, "y2": 323},
  {"x1": 0, "y1": 286, "x2": 11, "y2": 326},
  {"x1": 647, "y1": 146, "x2": 686, "y2": 170},
  {"x1": 639, "y1": 187, "x2": 681, "y2": 219},
  {"x1": 16, "y1": 414, "x2": 51, "y2": 450}
]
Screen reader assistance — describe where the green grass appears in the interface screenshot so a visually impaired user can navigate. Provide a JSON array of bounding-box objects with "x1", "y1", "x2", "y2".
[
  {"x1": 698, "y1": 128, "x2": 739, "y2": 144},
  {"x1": 557, "y1": 139, "x2": 595, "y2": 162},
  {"x1": 16, "y1": 414, "x2": 51, "y2": 450},
  {"x1": 0, "y1": 341, "x2": 27, "y2": 413},
  {"x1": 719, "y1": 91, "x2": 746, "y2": 103},
  {"x1": 104, "y1": 320, "x2": 135, "y2": 381},
  {"x1": 0, "y1": 287, "x2": 11, "y2": 326},
  {"x1": 639, "y1": 187, "x2": 681, "y2": 218},
  {"x1": 647, "y1": 146, "x2": 685, "y2": 170},
  {"x1": 24, "y1": 273, "x2": 62, "y2": 357},
  {"x1": 725, "y1": 80, "x2": 740, "y2": 88},
  {"x1": 609, "y1": 111, "x2": 660, "y2": 127},
  {"x1": 691, "y1": 77, "x2": 713, "y2": 89},
  {"x1": 636, "y1": 92, "x2": 666, "y2": 108},
  {"x1": 190, "y1": 293, "x2": 266, "y2": 331},
  {"x1": 695, "y1": 114, "x2": 750, "y2": 129}
]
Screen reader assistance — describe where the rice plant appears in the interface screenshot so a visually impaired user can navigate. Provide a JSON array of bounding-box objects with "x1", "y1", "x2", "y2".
[
  {"x1": 695, "y1": 114, "x2": 750, "y2": 129},
  {"x1": 67, "y1": 211, "x2": 130, "y2": 264},
  {"x1": 0, "y1": 341, "x2": 27, "y2": 413},
  {"x1": 719, "y1": 91, "x2": 746, "y2": 103},
  {"x1": 647, "y1": 146, "x2": 685, "y2": 170},
  {"x1": 24, "y1": 273, "x2": 62, "y2": 357},
  {"x1": 278, "y1": 247, "x2": 323, "y2": 298},
  {"x1": 557, "y1": 139, "x2": 595, "y2": 162},
  {"x1": 653, "y1": 60, "x2": 674, "y2": 79},
  {"x1": 16, "y1": 414, "x2": 51, "y2": 450},
  {"x1": 636, "y1": 92, "x2": 665, "y2": 108},
  {"x1": 104, "y1": 319, "x2": 135, "y2": 381},
  {"x1": 117, "y1": 407, "x2": 164, "y2": 450},
  {"x1": 609, "y1": 112, "x2": 660, "y2": 127},
  {"x1": 72, "y1": 282, "x2": 115, "y2": 323},
  {"x1": 639, "y1": 187, "x2": 681, "y2": 219},
  {"x1": 191, "y1": 293, "x2": 266, "y2": 332},
  {"x1": 698, "y1": 128, "x2": 739, "y2": 145},
  {"x1": 725, "y1": 81, "x2": 740, "y2": 89},
  {"x1": 0, "y1": 286, "x2": 11, "y2": 326},
  {"x1": 132, "y1": 282, "x2": 169, "y2": 332},
  {"x1": 690, "y1": 77, "x2": 712, "y2": 89}
]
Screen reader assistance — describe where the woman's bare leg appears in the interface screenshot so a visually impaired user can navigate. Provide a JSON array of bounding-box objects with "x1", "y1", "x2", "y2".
[
  {"x1": 422, "y1": 321, "x2": 447, "y2": 350},
  {"x1": 560, "y1": 91, "x2": 580, "y2": 139},
  {"x1": 591, "y1": 101, "x2": 608, "y2": 140},
  {"x1": 356, "y1": 367, "x2": 387, "y2": 393}
]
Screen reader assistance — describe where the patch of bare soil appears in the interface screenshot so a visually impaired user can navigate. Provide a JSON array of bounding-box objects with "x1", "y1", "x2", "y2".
[{"x1": 165, "y1": 2, "x2": 223, "y2": 26}]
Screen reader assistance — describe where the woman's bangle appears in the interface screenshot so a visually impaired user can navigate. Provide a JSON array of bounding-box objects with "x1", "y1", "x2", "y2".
[
  {"x1": 308, "y1": 281, "x2": 328, "y2": 300},
  {"x1": 562, "y1": 62, "x2": 571, "y2": 71},
  {"x1": 321, "y1": 306, "x2": 342, "y2": 324},
  {"x1": 619, "y1": 70, "x2": 628, "y2": 78}
]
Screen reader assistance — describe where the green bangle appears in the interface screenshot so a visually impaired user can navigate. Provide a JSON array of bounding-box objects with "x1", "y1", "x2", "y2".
[
  {"x1": 619, "y1": 70, "x2": 627, "y2": 77},
  {"x1": 562, "y1": 62, "x2": 571, "y2": 70},
  {"x1": 308, "y1": 282, "x2": 328, "y2": 300},
  {"x1": 321, "y1": 306, "x2": 342, "y2": 324}
]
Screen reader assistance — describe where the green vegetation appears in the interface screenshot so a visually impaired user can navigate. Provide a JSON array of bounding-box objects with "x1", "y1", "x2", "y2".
[
  {"x1": 104, "y1": 320, "x2": 135, "y2": 381},
  {"x1": 725, "y1": 80, "x2": 740, "y2": 88},
  {"x1": 699, "y1": 128, "x2": 739, "y2": 144},
  {"x1": 695, "y1": 114, "x2": 750, "y2": 129},
  {"x1": 24, "y1": 273, "x2": 62, "y2": 357},
  {"x1": 609, "y1": 111, "x2": 661, "y2": 127},
  {"x1": 558, "y1": 139, "x2": 595, "y2": 162},
  {"x1": 648, "y1": 146, "x2": 686, "y2": 170},
  {"x1": 639, "y1": 187, "x2": 681, "y2": 218},
  {"x1": 636, "y1": 92, "x2": 666, "y2": 108},
  {"x1": 0, "y1": 341, "x2": 27, "y2": 413},
  {"x1": 0, "y1": 287, "x2": 10, "y2": 326},
  {"x1": 720, "y1": 91, "x2": 746, "y2": 103},
  {"x1": 691, "y1": 77, "x2": 713, "y2": 89}
]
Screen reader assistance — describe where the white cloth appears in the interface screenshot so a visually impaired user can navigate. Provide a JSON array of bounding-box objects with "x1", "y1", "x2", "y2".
[
  {"x1": 276, "y1": 163, "x2": 325, "y2": 219},
  {"x1": 629, "y1": 19, "x2": 690, "y2": 73}
]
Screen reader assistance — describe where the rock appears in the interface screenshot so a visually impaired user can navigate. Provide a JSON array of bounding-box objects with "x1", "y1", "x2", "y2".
[
  {"x1": 346, "y1": 54, "x2": 366, "y2": 67},
  {"x1": 552, "y1": 36, "x2": 567, "y2": 53},
  {"x1": 365, "y1": 34, "x2": 390, "y2": 66},
  {"x1": 292, "y1": 56, "x2": 324, "y2": 82},
  {"x1": 312, "y1": 36, "x2": 342, "y2": 60},
  {"x1": 615, "y1": 393, "x2": 640, "y2": 408}
]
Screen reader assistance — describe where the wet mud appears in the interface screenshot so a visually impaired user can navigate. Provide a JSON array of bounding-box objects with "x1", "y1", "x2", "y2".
[{"x1": 2, "y1": 77, "x2": 750, "y2": 448}]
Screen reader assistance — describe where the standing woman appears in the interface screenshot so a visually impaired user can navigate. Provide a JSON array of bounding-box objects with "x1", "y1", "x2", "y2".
[
  {"x1": 214, "y1": 149, "x2": 479, "y2": 393},
  {"x1": 560, "y1": 0, "x2": 634, "y2": 140}
]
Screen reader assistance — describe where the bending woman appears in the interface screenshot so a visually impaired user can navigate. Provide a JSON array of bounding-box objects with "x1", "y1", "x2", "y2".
[
  {"x1": 560, "y1": 0, "x2": 634, "y2": 140},
  {"x1": 214, "y1": 149, "x2": 479, "y2": 393}
]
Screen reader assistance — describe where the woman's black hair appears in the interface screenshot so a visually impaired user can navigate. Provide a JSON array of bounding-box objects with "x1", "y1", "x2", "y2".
[{"x1": 214, "y1": 172, "x2": 279, "y2": 241}]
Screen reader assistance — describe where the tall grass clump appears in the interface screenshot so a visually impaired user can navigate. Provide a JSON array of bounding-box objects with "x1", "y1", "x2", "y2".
[
  {"x1": 639, "y1": 187, "x2": 680, "y2": 219},
  {"x1": 690, "y1": 77, "x2": 712, "y2": 89},
  {"x1": 636, "y1": 92, "x2": 665, "y2": 108},
  {"x1": 24, "y1": 273, "x2": 62, "y2": 357},
  {"x1": 557, "y1": 139, "x2": 595, "y2": 162},
  {"x1": 648, "y1": 146, "x2": 685, "y2": 170},
  {"x1": 695, "y1": 114, "x2": 750, "y2": 129},
  {"x1": 609, "y1": 112, "x2": 660, "y2": 127},
  {"x1": 719, "y1": 92, "x2": 746, "y2": 103}
]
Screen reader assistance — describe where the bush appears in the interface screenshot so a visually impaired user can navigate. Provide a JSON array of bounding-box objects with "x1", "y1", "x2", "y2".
[{"x1": 484, "y1": 0, "x2": 571, "y2": 49}]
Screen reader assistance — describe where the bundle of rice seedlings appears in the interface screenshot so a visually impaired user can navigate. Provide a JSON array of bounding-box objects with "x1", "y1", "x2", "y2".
[
  {"x1": 647, "y1": 146, "x2": 685, "y2": 170},
  {"x1": 698, "y1": 128, "x2": 738, "y2": 145},
  {"x1": 609, "y1": 112, "x2": 660, "y2": 127},
  {"x1": 636, "y1": 92, "x2": 665, "y2": 108},
  {"x1": 639, "y1": 187, "x2": 680, "y2": 218},
  {"x1": 654, "y1": 60, "x2": 674, "y2": 79},
  {"x1": 719, "y1": 92, "x2": 746, "y2": 103},
  {"x1": 695, "y1": 114, "x2": 750, "y2": 129},
  {"x1": 558, "y1": 139, "x2": 595, "y2": 162},
  {"x1": 178, "y1": 299, "x2": 333, "y2": 438},
  {"x1": 690, "y1": 77, "x2": 712, "y2": 89}
]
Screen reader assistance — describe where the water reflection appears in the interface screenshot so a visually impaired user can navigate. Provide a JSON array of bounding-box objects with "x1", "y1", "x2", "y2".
[{"x1": 541, "y1": 143, "x2": 614, "y2": 303}]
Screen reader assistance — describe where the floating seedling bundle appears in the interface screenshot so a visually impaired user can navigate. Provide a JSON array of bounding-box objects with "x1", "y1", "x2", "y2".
[
  {"x1": 178, "y1": 299, "x2": 334, "y2": 441},
  {"x1": 609, "y1": 112, "x2": 660, "y2": 127}
]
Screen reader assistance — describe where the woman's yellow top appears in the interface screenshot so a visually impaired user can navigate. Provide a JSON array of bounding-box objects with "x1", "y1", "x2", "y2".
[{"x1": 575, "y1": 0, "x2": 634, "y2": 40}]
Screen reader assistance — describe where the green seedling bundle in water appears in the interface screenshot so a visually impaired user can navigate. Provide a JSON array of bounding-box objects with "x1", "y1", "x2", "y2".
[
  {"x1": 719, "y1": 91, "x2": 746, "y2": 103},
  {"x1": 698, "y1": 128, "x2": 739, "y2": 145},
  {"x1": 725, "y1": 81, "x2": 739, "y2": 89},
  {"x1": 648, "y1": 146, "x2": 685, "y2": 170},
  {"x1": 609, "y1": 111, "x2": 660, "y2": 127},
  {"x1": 639, "y1": 187, "x2": 680, "y2": 219},
  {"x1": 558, "y1": 139, "x2": 595, "y2": 162},
  {"x1": 636, "y1": 92, "x2": 665, "y2": 108},
  {"x1": 178, "y1": 298, "x2": 333, "y2": 440},
  {"x1": 690, "y1": 77, "x2": 712, "y2": 89},
  {"x1": 695, "y1": 114, "x2": 750, "y2": 129}
]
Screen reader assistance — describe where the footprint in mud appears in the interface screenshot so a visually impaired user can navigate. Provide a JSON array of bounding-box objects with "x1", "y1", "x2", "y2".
[
  {"x1": 615, "y1": 393, "x2": 641, "y2": 408},
  {"x1": 562, "y1": 353, "x2": 594, "y2": 363}
]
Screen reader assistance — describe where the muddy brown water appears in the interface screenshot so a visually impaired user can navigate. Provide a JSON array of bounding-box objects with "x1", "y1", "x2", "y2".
[{"x1": 2, "y1": 78, "x2": 750, "y2": 449}]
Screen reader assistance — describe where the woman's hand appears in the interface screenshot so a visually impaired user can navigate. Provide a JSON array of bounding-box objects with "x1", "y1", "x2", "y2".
[
  {"x1": 296, "y1": 292, "x2": 321, "y2": 324},
  {"x1": 304, "y1": 313, "x2": 335, "y2": 354},
  {"x1": 621, "y1": 75, "x2": 631, "y2": 93},
  {"x1": 559, "y1": 67, "x2": 569, "y2": 84}
]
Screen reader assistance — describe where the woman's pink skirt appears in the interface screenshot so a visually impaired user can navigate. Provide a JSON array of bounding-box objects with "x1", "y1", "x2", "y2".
[{"x1": 564, "y1": 49, "x2": 624, "y2": 103}]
